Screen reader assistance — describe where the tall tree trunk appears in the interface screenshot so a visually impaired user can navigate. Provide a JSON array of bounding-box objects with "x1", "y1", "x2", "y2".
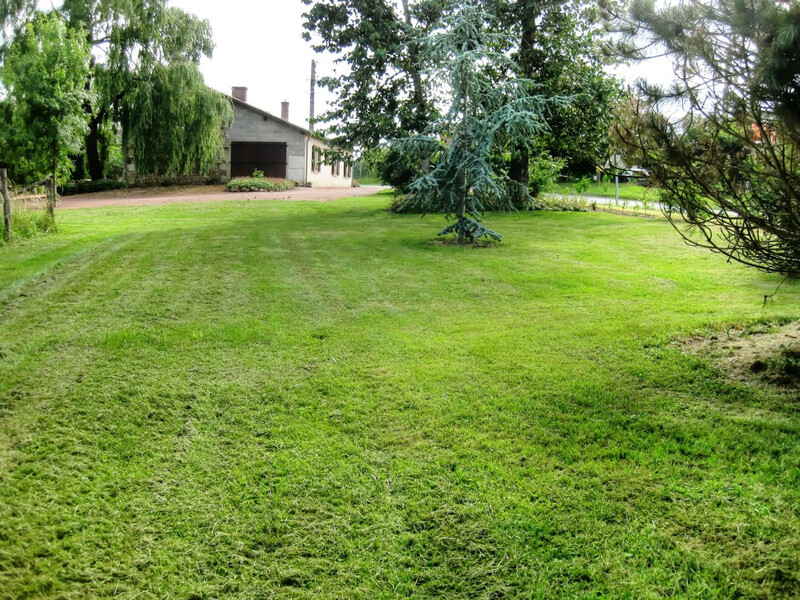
[
  {"x1": 401, "y1": 0, "x2": 426, "y2": 128},
  {"x1": 401, "y1": 0, "x2": 430, "y2": 174},
  {"x1": 86, "y1": 114, "x2": 104, "y2": 181},
  {"x1": 509, "y1": 0, "x2": 539, "y2": 203}
]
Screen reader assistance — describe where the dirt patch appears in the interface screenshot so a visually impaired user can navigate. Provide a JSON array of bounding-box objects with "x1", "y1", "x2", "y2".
[{"x1": 679, "y1": 321, "x2": 800, "y2": 389}]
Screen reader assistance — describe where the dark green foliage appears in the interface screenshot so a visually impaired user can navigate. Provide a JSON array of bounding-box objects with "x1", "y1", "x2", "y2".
[
  {"x1": 81, "y1": 0, "x2": 221, "y2": 179},
  {"x1": 387, "y1": 193, "x2": 416, "y2": 213},
  {"x1": 226, "y1": 178, "x2": 296, "y2": 193},
  {"x1": 133, "y1": 174, "x2": 219, "y2": 188},
  {"x1": 303, "y1": 0, "x2": 619, "y2": 196},
  {"x1": 60, "y1": 179, "x2": 127, "y2": 196},
  {"x1": 487, "y1": 0, "x2": 621, "y2": 187},
  {"x1": 608, "y1": 0, "x2": 800, "y2": 277},
  {"x1": 438, "y1": 216, "x2": 502, "y2": 242},
  {"x1": 302, "y1": 0, "x2": 442, "y2": 149},
  {"x1": 374, "y1": 146, "x2": 420, "y2": 193}
]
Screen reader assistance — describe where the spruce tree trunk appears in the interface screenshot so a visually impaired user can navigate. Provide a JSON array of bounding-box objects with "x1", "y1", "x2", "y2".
[
  {"x1": 459, "y1": 79, "x2": 469, "y2": 245},
  {"x1": 86, "y1": 115, "x2": 104, "y2": 181},
  {"x1": 509, "y1": 0, "x2": 539, "y2": 203},
  {"x1": 457, "y1": 180, "x2": 467, "y2": 245}
]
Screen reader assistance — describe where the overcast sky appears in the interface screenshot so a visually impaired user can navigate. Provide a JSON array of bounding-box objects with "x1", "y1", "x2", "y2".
[{"x1": 170, "y1": 0, "x2": 334, "y2": 129}]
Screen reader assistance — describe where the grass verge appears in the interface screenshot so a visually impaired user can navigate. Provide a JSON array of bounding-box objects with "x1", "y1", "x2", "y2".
[{"x1": 555, "y1": 181, "x2": 661, "y2": 202}]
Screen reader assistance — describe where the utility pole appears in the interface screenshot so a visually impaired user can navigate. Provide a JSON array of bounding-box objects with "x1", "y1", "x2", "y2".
[{"x1": 309, "y1": 59, "x2": 316, "y2": 134}]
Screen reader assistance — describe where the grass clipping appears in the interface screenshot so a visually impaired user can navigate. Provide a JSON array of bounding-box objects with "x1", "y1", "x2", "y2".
[{"x1": 680, "y1": 321, "x2": 800, "y2": 389}]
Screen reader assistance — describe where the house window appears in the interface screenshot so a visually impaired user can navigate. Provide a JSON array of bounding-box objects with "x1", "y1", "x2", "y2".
[
  {"x1": 344, "y1": 164, "x2": 352, "y2": 179},
  {"x1": 312, "y1": 146, "x2": 322, "y2": 173},
  {"x1": 332, "y1": 161, "x2": 341, "y2": 177}
]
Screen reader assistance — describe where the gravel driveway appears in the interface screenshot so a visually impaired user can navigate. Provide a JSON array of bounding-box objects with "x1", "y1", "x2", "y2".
[{"x1": 58, "y1": 185, "x2": 388, "y2": 210}]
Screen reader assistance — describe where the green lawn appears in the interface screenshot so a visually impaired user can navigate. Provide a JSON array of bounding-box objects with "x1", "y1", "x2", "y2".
[
  {"x1": 355, "y1": 176, "x2": 384, "y2": 186},
  {"x1": 1, "y1": 196, "x2": 799, "y2": 599},
  {"x1": 554, "y1": 180, "x2": 661, "y2": 202}
]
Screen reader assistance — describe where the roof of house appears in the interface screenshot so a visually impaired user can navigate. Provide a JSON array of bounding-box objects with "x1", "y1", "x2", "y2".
[{"x1": 230, "y1": 96, "x2": 318, "y2": 139}]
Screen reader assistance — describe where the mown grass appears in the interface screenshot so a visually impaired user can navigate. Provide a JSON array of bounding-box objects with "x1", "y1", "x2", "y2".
[
  {"x1": 0, "y1": 196, "x2": 799, "y2": 599},
  {"x1": 354, "y1": 176, "x2": 384, "y2": 186},
  {"x1": 554, "y1": 181, "x2": 661, "y2": 202}
]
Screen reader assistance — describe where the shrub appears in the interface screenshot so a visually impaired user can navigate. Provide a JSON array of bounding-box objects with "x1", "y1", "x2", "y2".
[
  {"x1": 376, "y1": 146, "x2": 420, "y2": 193},
  {"x1": 226, "y1": 177, "x2": 296, "y2": 193},
  {"x1": 529, "y1": 153, "x2": 566, "y2": 199},
  {"x1": 104, "y1": 146, "x2": 125, "y2": 180},
  {"x1": 60, "y1": 179, "x2": 127, "y2": 196},
  {"x1": 535, "y1": 196, "x2": 589, "y2": 212},
  {"x1": 0, "y1": 199, "x2": 58, "y2": 241},
  {"x1": 388, "y1": 193, "x2": 415, "y2": 213},
  {"x1": 133, "y1": 174, "x2": 219, "y2": 188},
  {"x1": 572, "y1": 176, "x2": 592, "y2": 195}
]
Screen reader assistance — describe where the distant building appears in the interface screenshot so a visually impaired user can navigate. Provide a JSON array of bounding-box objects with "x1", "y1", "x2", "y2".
[
  {"x1": 751, "y1": 123, "x2": 778, "y2": 144},
  {"x1": 599, "y1": 154, "x2": 648, "y2": 182},
  {"x1": 221, "y1": 87, "x2": 353, "y2": 188}
]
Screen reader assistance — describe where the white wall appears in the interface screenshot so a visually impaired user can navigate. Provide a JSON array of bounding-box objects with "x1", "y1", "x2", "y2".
[{"x1": 305, "y1": 138, "x2": 353, "y2": 189}]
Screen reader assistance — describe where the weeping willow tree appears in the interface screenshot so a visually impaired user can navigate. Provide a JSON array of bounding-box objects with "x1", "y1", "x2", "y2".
[
  {"x1": 398, "y1": 0, "x2": 561, "y2": 244},
  {"x1": 125, "y1": 62, "x2": 232, "y2": 176},
  {"x1": 2, "y1": 0, "x2": 232, "y2": 181}
]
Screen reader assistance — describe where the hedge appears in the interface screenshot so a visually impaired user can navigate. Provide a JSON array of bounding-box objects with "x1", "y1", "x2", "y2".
[{"x1": 226, "y1": 177, "x2": 297, "y2": 193}]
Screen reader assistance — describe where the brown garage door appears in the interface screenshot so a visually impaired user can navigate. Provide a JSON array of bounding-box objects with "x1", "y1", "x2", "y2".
[{"x1": 231, "y1": 142, "x2": 287, "y2": 178}]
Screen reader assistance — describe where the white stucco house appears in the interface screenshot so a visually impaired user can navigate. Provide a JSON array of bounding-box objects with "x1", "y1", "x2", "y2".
[{"x1": 220, "y1": 87, "x2": 353, "y2": 188}]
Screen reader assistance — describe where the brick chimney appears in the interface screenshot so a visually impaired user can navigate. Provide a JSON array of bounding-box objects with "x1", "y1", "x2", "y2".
[
  {"x1": 232, "y1": 87, "x2": 248, "y2": 102},
  {"x1": 281, "y1": 101, "x2": 290, "y2": 121}
]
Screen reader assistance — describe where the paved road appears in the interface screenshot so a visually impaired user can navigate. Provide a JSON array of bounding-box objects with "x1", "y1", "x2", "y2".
[{"x1": 58, "y1": 185, "x2": 390, "y2": 210}]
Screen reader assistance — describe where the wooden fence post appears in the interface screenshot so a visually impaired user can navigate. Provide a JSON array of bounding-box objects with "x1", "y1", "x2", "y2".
[
  {"x1": 46, "y1": 177, "x2": 55, "y2": 218},
  {"x1": 1, "y1": 169, "x2": 10, "y2": 242}
]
